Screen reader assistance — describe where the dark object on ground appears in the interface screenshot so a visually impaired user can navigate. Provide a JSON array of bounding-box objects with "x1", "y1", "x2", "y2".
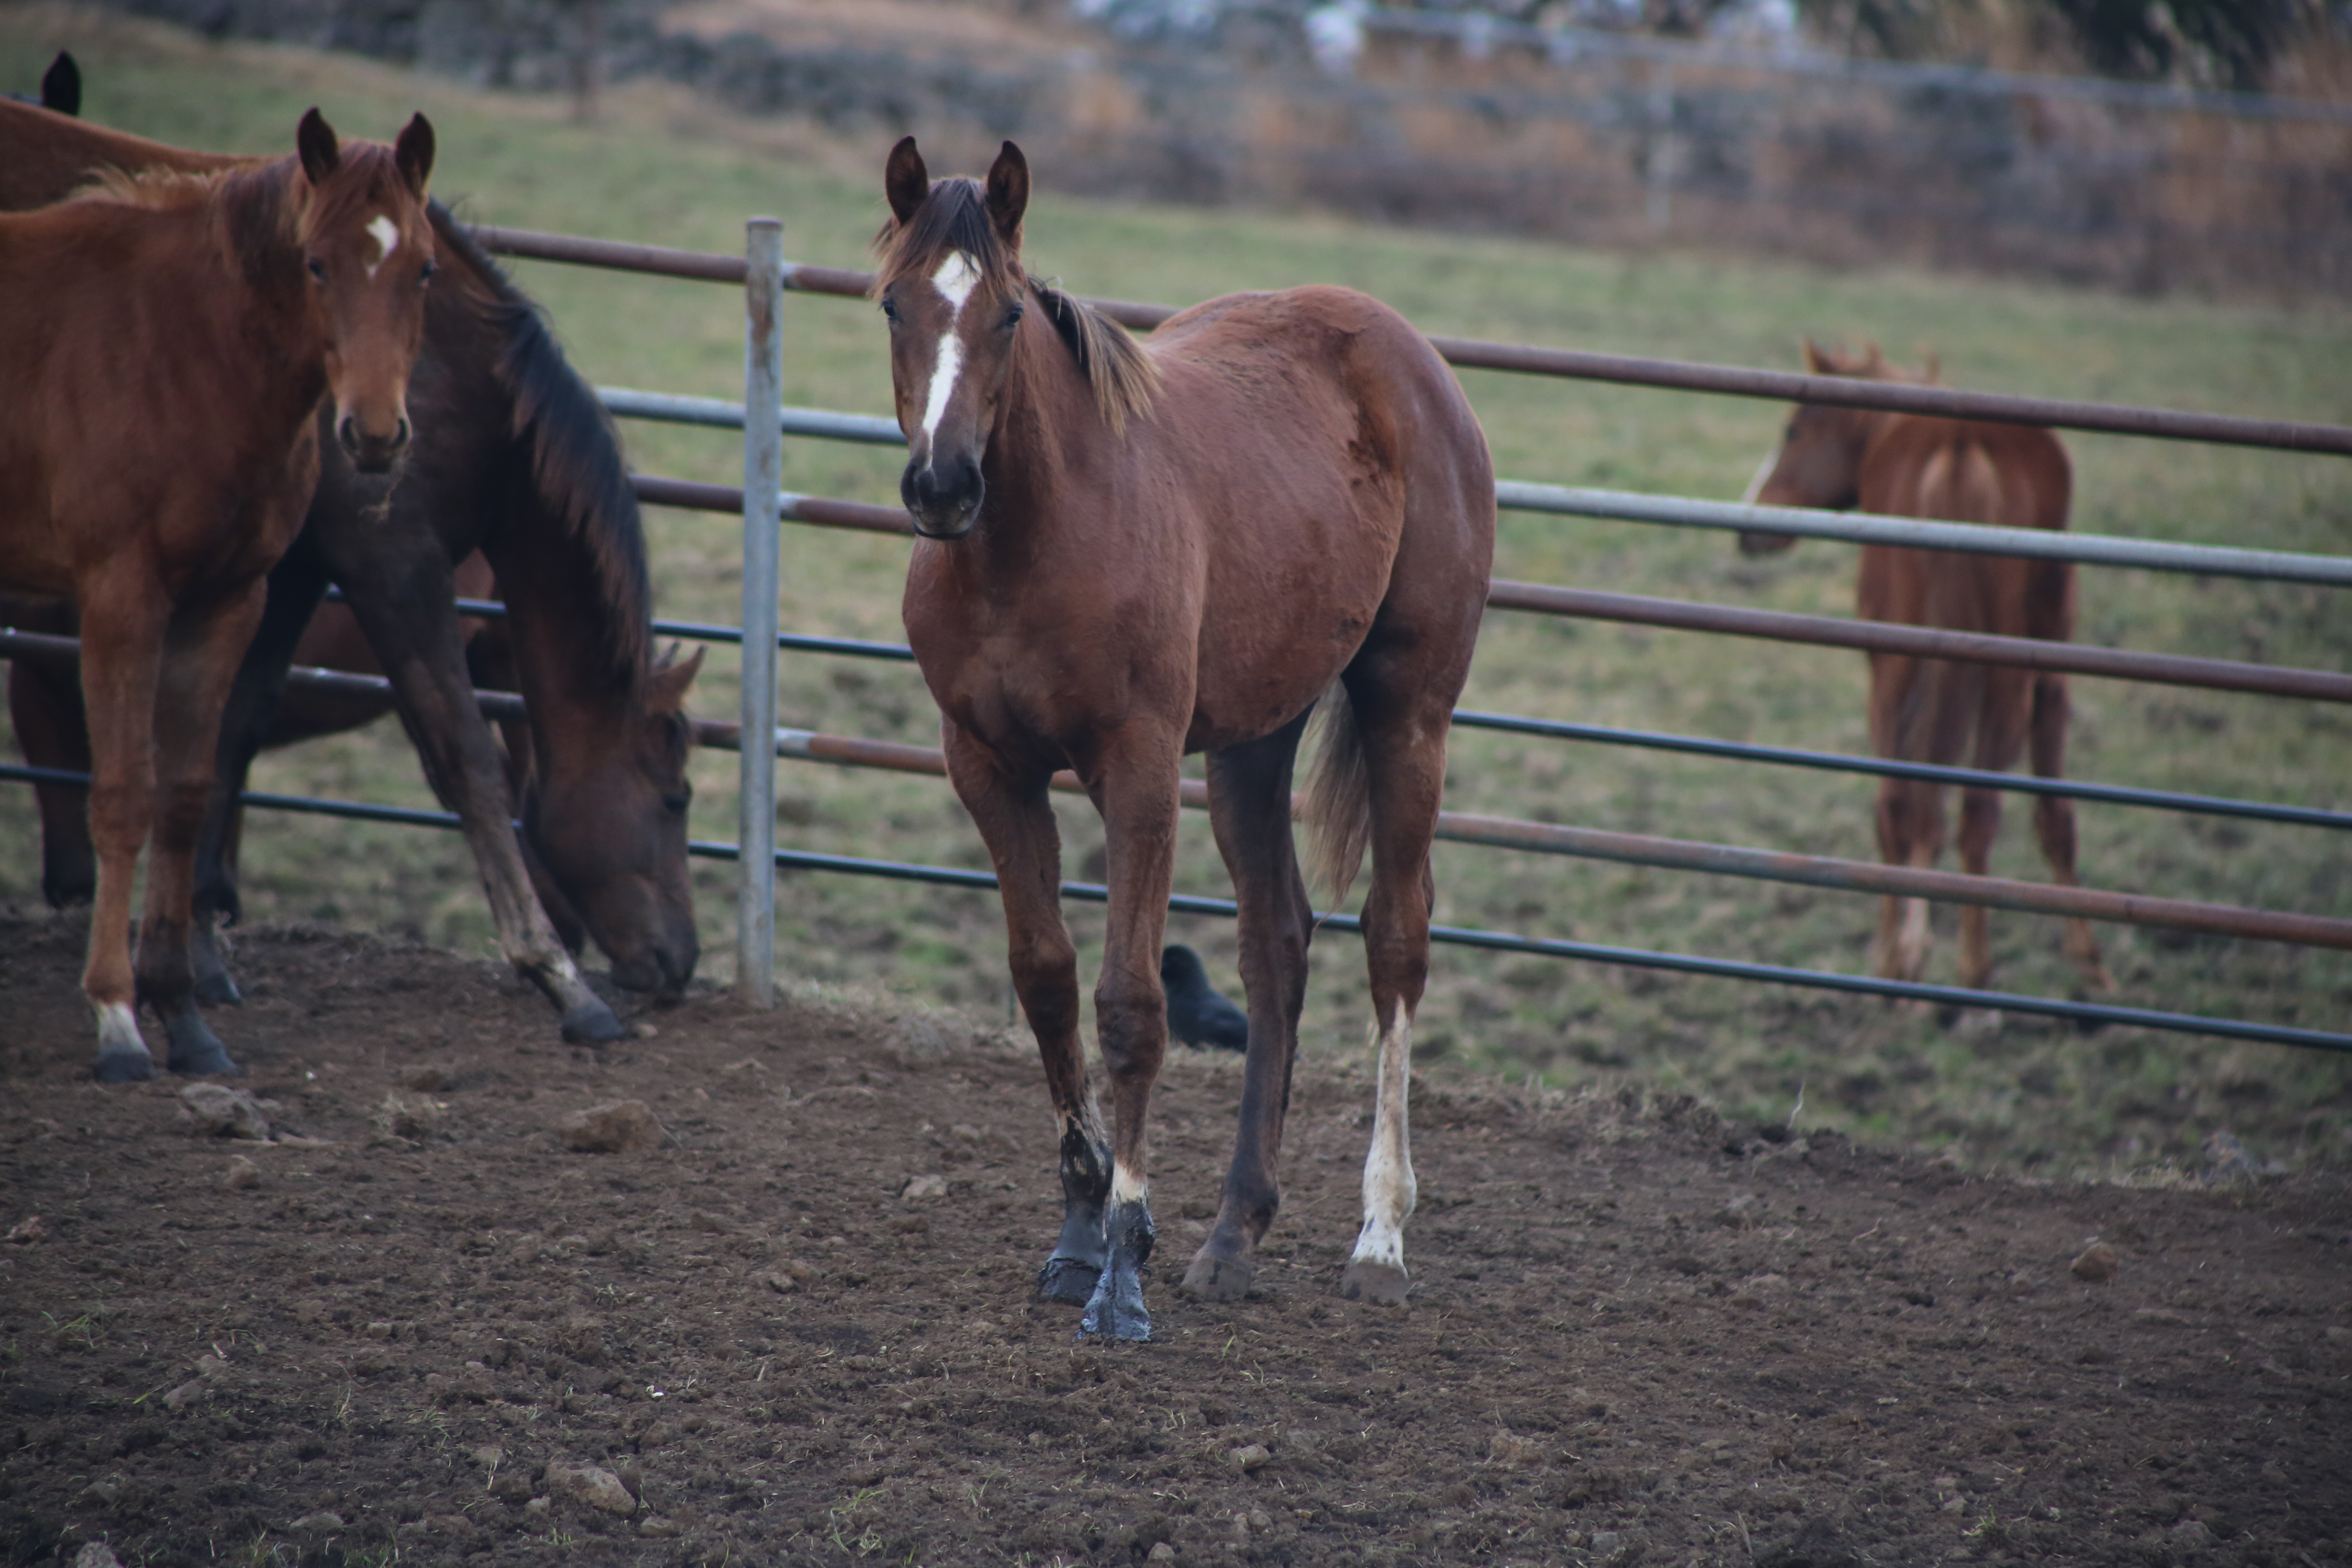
[{"x1": 1162, "y1": 945, "x2": 1247, "y2": 1052}]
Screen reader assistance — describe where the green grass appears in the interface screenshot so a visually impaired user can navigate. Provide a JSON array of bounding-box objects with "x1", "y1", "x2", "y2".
[{"x1": 4, "y1": 9, "x2": 2349, "y2": 1176}]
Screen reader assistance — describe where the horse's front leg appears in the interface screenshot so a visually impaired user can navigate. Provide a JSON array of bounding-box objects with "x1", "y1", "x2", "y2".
[
  {"x1": 136, "y1": 584, "x2": 270, "y2": 1076},
  {"x1": 943, "y1": 728, "x2": 1108, "y2": 1308},
  {"x1": 1078, "y1": 748, "x2": 1184, "y2": 1342},
  {"x1": 189, "y1": 535, "x2": 335, "y2": 1005},
  {"x1": 72, "y1": 569, "x2": 169, "y2": 1082},
  {"x1": 330, "y1": 537, "x2": 625, "y2": 1043}
]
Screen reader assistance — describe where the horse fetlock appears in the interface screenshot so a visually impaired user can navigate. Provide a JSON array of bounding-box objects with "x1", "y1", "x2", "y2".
[
  {"x1": 162, "y1": 1004, "x2": 241, "y2": 1077},
  {"x1": 91, "y1": 1001, "x2": 157, "y2": 1083},
  {"x1": 190, "y1": 922, "x2": 243, "y2": 1007}
]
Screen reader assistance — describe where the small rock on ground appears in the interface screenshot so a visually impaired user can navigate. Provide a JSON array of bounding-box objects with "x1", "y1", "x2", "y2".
[
  {"x1": 71, "y1": 1545, "x2": 123, "y2": 1568},
  {"x1": 543, "y1": 1462, "x2": 637, "y2": 1516},
  {"x1": 180, "y1": 1084, "x2": 269, "y2": 1140},
  {"x1": 556, "y1": 1100, "x2": 664, "y2": 1154},
  {"x1": 2071, "y1": 1242, "x2": 2121, "y2": 1283},
  {"x1": 223, "y1": 1154, "x2": 261, "y2": 1190}
]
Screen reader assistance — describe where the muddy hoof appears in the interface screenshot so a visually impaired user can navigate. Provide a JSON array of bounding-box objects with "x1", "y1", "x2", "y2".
[
  {"x1": 1340, "y1": 1259, "x2": 1410, "y2": 1305},
  {"x1": 1037, "y1": 1256, "x2": 1100, "y2": 1306},
  {"x1": 93, "y1": 1047, "x2": 158, "y2": 1084},
  {"x1": 164, "y1": 1012, "x2": 242, "y2": 1078},
  {"x1": 1079, "y1": 1258, "x2": 1151, "y2": 1343},
  {"x1": 1179, "y1": 1248, "x2": 1255, "y2": 1302},
  {"x1": 193, "y1": 968, "x2": 242, "y2": 1007},
  {"x1": 559, "y1": 997, "x2": 628, "y2": 1045}
]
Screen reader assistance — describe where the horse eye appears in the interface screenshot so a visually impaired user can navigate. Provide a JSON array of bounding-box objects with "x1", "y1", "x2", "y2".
[
  {"x1": 1004, "y1": 302, "x2": 1025, "y2": 329},
  {"x1": 419, "y1": 258, "x2": 438, "y2": 285},
  {"x1": 662, "y1": 787, "x2": 691, "y2": 815},
  {"x1": 880, "y1": 297, "x2": 899, "y2": 323},
  {"x1": 305, "y1": 257, "x2": 327, "y2": 283}
]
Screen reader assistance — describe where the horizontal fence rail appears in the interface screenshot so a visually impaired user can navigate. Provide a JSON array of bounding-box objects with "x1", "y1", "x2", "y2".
[
  {"x1": 612, "y1": 474, "x2": 2352, "y2": 703},
  {"x1": 7, "y1": 759, "x2": 2337, "y2": 1056},
  {"x1": 9, "y1": 624, "x2": 2335, "y2": 951},
  {"x1": 474, "y1": 227, "x2": 2352, "y2": 458},
  {"x1": 592, "y1": 385, "x2": 2352, "y2": 586}
]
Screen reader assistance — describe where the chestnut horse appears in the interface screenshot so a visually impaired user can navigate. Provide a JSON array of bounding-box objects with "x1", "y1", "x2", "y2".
[
  {"x1": 879, "y1": 139, "x2": 1494, "y2": 1339},
  {"x1": 0, "y1": 110, "x2": 437, "y2": 1081},
  {"x1": 1742, "y1": 342, "x2": 2110, "y2": 995},
  {"x1": 0, "y1": 96, "x2": 701, "y2": 1038}
]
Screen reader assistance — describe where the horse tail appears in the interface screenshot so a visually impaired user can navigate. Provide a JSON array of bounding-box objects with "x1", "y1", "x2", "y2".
[{"x1": 1301, "y1": 679, "x2": 1373, "y2": 908}]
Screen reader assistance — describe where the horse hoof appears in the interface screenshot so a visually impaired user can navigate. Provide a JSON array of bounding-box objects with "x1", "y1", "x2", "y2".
[
  {"x1": 93, "y1": 1049, "x2": 158, "y2": 1084},
  {"x1": 165, "y1": 1015, "x2": 243, "y2": 1077},
  {"x1": 194, "y1": 969, "x2": 243, "y2": 1007},
  {"x1": 559, "y1": 997, "x2": 628, "y2": 1045},
  {"x1": 1078, "y1": 1267, "x2": 1151, "y2": 1343},
  {"x1": 1179, "y1": 1248, "x2": 1255, "y2": 1302},
  {"x1": 1037, "y1": 1256, "x2": 1101, "y2": 1307},
  {"x1": 1339, "y1": 1259, "x2": 1410, "y2": 1305}
]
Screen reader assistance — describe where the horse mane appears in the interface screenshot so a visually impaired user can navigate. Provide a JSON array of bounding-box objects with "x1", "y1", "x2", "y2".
[
  {"x1": 873, "y1": 176, "x2": 1157, "y2": 435},
  {"x1": 432, "y1": 201, "x2": 651, "y2": 690}
]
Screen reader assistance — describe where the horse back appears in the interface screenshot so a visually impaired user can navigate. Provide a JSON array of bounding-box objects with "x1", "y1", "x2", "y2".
[
  {"x1": 1856, "y1": 416, "x2": 2072, "y2": 646},
  {"x1": 0, "y1": 96, "x2": 235, "y2": 212}
]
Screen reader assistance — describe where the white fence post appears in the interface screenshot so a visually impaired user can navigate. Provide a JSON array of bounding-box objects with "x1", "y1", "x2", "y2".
[{"x1": 736, "y1": 217, "x2": 784, "y2": 1007}]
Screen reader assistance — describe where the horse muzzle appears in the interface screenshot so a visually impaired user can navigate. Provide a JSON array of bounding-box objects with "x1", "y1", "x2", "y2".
[
  {"x1": 902, "y1": 453, "x2": 984, "y2": 540},
  {"x1": 338, "y1": 411, "x2": 412, "y2": 475}
]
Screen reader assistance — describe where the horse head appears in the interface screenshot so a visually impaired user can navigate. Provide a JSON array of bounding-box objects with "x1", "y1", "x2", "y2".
[
  {"x1": 520, "y1": 643, "x2": 704, "y2": 1002},
  {"x1": 1737, "y1": 339, "x2": 1926, "y2": 554},
  {"x1": 875, "y1": 136, "x2": 1035, "y2": 540},
  {"x1": 291, "y1": 109, "x2": 437, "y2": 474}
]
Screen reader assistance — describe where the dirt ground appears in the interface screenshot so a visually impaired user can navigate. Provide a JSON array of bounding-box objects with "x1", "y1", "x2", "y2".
[{"x1": 1, "y1": 912, "x2": 2348, "y2": 1568}]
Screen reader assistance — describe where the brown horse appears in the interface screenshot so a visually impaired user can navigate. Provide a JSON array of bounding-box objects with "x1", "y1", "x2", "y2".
[
  {"x1": 880, "y1": 139, "x2": 1494, "y2": 1339},
  {"x1": 1743, "y1": 341, "x2": 2111, "y2": 995},
  {"x1": 0, "y1": 109, "x2": 437, "y2": 1082},
  {"x1": 0, "y1": 97, "x2": 702, "y2": 1037}
]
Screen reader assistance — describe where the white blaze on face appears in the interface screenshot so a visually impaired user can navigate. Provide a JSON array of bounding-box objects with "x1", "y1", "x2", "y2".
[
  {"x1": 919, "y1": 252, "x2": 984, "y2": 444},
  {"x1": 364, "y1": 214, "x2": 400, "y2": 281}
]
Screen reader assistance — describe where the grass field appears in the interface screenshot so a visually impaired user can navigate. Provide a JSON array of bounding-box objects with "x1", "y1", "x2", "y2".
[{"x1": 4, "y1": 7, "x2": 2348, "y2": 1177}]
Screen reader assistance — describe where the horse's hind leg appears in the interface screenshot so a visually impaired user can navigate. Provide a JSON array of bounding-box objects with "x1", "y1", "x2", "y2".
[
  {"x1": 2028, "y1": 673, "x2": 2111, "y2": 991},
  {"x1": 1182, "y1": 712, "x2": 1316, "y2": 1304},
  {"x1": 944, "y1": 728, "x2": 1111, "y2": 1311},
  {"x1": 1955, "y1": 667, "x2": 2031, "y2": 995},
  {"x1": 1334, "y1": 680, "x2": 1454, "y2": 1307},
  {"x1": 136, "y1": 586, "x2": 268, "y2": 1077},
  {"x1": 5, "y1": 603, "x2": 97, "y2": 908}
]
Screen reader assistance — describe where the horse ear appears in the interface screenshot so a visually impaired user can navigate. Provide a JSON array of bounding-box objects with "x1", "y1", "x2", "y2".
[
  {"x1": 986, "y1": 140, "x2": 1029, "y2": 249},
  {"x1": 1917, "y1": 346, "x2": 1941, "y2": 384},
  {"x1": 1860, "y1": 339, "x2": 1884, "y2": 373},
  {"x1": 394, "y1": 114, "x2": 435, "y2": 199},
  {"x1": 885, "y1": 136, "x2": 929, "y2": 225},
  {"x1": 649, "y1": 643, "x2": 707, "y2": 710},
  {"x1": 40, "y1": 51, "x2": 79, "y2": 118},
  {"x1": 1801, "y1": 339, "x2": 1829, "y2": 375},
  {"x1": 297, "y1": 107, "x2": 341, "y2": 186}
]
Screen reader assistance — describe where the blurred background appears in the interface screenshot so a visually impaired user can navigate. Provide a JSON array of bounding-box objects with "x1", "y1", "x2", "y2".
[{"x1": 66, "y1": 0, "x2": 2352, "y2": 296}]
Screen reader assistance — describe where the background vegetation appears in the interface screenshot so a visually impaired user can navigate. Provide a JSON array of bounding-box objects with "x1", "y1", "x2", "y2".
[{"x1": 3, "y1": 7, "x2": 2347, "y2": 1177}]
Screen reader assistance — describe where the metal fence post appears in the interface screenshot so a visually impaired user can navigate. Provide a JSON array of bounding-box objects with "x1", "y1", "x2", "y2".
[{"x1": 736, "y1": 217, "x2": 784, "y2": 1007}]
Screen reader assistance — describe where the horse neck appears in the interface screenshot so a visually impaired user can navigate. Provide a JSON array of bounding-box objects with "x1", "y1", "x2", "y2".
[
  {"x1": 201, "y1": 163, "x2": 329, "y2": 421},
  {"x1": 493, "y1": 500, "x2": 649, "y2": 769},
  {"x1": 971, "y1": 310, "x2": 1107, "y2": 561}
]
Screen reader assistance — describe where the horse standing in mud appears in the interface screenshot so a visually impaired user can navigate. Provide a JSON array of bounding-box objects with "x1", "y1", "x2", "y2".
[
  {"x1": 878, "y1": 139, "x2": 1494, "y2": 1339},
  {"x1": 1742, "y1": 341, "x2": 2111, "y2": 995},
  {"x1": 0, "y1": 111, "x2": 437, "y2": 1081},
  {"x1": 0, "y1": 95, "x2": 702, "y2": 1042}
]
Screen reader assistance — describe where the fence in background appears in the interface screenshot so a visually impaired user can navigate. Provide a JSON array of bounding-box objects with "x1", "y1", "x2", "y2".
[{"x1": 7, "y1": 216, "x2": 2349, "y2": 1052}]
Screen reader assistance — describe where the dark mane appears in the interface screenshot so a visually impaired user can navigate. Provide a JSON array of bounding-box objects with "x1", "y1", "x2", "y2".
[
  {"x1": 874, "y1": 177, "x2": 1156, "y2": 434},
  {"x1": 433, "y1": 201, "x2": 650, "y2": 689}
]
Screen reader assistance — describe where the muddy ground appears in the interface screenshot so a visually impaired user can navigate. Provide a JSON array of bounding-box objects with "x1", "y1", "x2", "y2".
[{"x1": 1, "y1": 911, "x2": 2347, "y2": 1567}]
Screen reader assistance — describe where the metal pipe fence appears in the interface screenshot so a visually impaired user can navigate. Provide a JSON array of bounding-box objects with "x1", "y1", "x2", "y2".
[{"x1": 7, "y1": 218, "x2": 2338, "y2": 1062}]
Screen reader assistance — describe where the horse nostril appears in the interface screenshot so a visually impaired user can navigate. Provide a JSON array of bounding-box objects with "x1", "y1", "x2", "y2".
[
  {"x1": 392, "y1": 416, "x2": 412, "y2": 449},
  {"x1": 337, "y1": 415, "x2": 359, "y2": 453}
]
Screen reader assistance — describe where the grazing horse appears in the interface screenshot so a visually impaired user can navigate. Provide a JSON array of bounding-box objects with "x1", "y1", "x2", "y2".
[
  {"x1": 0, "y1": 110, "x2": 437, "y2": 1081},
  {"x1": 1742, "y1": 341, "x2": 2111, "y2": 994},
  {"x1": 0, "y1": 98, "x2": 702, "y2": 1036},
  {"x1": 879, "y1": 139, "x2": 1494, "y2": 1339}
]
